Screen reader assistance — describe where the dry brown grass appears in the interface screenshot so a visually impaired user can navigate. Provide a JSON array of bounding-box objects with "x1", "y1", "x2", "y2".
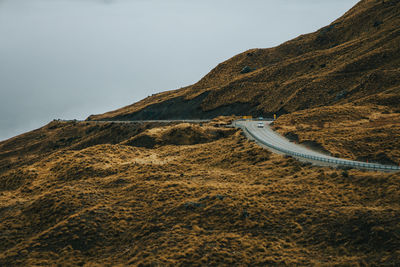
[
  {"x1": 274, "y1": 104, "x2": 400, "y2": 165},
  {"x1": 0, "y1": 121, "x2": 399, "y2": 265},
  {"x1": 121, "y1": 123, "x2": 236, "y2": 148},
  {"x1": 89, "y1": 0, "x2": 400, "y2": 121},
  {"x1": 0, "y1": 120, "x2": 182, "y2": 174},
  {"x1": 1, "y1": 1, "x2": 400, "y2": 264}
]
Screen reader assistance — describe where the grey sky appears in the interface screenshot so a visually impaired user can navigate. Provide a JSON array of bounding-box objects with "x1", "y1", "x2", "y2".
[{"x1": 0, "y1": 0, "x2": 359, "y2": 141}]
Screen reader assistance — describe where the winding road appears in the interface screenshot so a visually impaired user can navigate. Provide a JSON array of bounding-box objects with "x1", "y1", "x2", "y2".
[
  {"x1": 61, "y1": 118, "x2": 399, "y2": 171},
  {"x1": 234, "y1": 120, "x2": 400, "y2": 172}
]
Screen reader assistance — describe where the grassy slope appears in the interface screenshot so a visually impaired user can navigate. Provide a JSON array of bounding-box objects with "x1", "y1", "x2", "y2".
[
  {"x1": 1, "y1": 0, "x2": 400, "y2": 265},
  {"x1": 88, "y1": 0, "x2": 400, "y2": 167},
  {"x1": 86, "y1": 0, "x2": 400, "y2": 167},
  {"x1": 0, "y1": 121, "x2": 399, "y2": 265},
  {"x1": 89, "y1": 0, "x2": 400, "y2": 120},
  {"x1": 273, "y1": 104, "x2": 400, "y2": 165}
]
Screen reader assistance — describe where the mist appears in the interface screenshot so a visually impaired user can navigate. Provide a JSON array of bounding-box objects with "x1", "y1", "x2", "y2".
[{"x1": 0, "y1": 0, "x2": 359, "y2": 141}]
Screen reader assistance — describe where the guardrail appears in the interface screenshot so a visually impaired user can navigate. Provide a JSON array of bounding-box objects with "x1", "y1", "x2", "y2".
[{"x1": 233, "y1": 120, "x2": 400, "y2": 171}]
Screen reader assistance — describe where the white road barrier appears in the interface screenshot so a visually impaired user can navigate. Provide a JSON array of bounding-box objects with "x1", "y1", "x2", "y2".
[{"x1": 234, "y1": 120, "x2": 400, "y2": 171}]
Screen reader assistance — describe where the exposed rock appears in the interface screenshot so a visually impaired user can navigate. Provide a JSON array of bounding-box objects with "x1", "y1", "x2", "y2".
[{"x1": 240, "y1": 66, "x2": 254, "y2": 74}]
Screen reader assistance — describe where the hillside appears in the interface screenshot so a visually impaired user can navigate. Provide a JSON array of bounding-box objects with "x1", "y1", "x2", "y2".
[
  {"x1": 1, "y1": 120, "x2": 400, "y2": 265},
  {"x1": 273, "y1": 104, "x2": 400, "y2": 165},
  {"x1": 1, "y1": 0, "x2": 400, "y2": 265},
  {"x1": 89, "y1": 0, "x2": 400, "y2": 121},
  {"x1": 87, "y1": 0, "x2": 400, "y2": 166}
]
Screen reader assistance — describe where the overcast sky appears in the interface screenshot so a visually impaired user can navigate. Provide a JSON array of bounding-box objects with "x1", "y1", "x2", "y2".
[{"x1": 0, "y1": 0, "x2": 359, "y2": 141}]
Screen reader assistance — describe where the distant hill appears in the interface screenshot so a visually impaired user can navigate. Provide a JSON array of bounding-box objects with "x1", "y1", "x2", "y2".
[{"x1": 89, "y1": 0, "x2": 400, "y2": 121}]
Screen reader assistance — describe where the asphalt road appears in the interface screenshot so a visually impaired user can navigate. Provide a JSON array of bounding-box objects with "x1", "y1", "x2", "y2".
[{"x1": 235, "y1": 120, "x2": 400, "y2": 171}]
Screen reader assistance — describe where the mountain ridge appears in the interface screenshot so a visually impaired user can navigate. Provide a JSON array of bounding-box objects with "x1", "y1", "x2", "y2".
[
  {"x1": 1, "y1": 1, "x2": 400, "y2": 265},
  {"x1": 88, "y1": 0, "x2": 400, "y2": 121}
]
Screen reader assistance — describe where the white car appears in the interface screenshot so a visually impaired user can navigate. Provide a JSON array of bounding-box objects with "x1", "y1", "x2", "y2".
[{"x1": 257, "y1": 122, "x2": 264, "y2": 128}]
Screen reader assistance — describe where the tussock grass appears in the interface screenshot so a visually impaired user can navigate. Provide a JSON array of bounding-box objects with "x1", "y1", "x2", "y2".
[
  {"x1": 0, "y1": 121, "x2": 399, "y2": 265},
  {"x1": 274, "y1": 104, "x2": 400, "y2": 164},
  {"x1": 90, "y1": 0, "x2": 400, "y2": 120}
]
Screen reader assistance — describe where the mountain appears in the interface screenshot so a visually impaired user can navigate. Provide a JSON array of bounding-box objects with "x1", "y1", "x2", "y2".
[
  {"x1": 1, "y1": 0, "x2": 400, "y2": 265},
  {"x1": 89, "y1": 0, "x2": 400, "y2": 121}
]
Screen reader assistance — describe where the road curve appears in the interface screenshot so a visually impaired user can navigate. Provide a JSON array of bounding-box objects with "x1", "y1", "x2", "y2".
[{"x1": 234, "y1": 120, "x2": 400, "y2": 172}]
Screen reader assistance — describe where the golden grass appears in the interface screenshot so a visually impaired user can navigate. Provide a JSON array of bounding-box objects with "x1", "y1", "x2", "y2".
[
  {"x1": 1, "y1": 1, "x2": 400, "y2": 264},
  {"x1": 89, "y1": 0, "x2": 400, "y2": 120},
  {"x1": 121, "y1": 123, "x2": 236, "y2": 148},
  {"x1": 0, "y1": 121, "x2": 399, "y2": 265},
  {"x1": 274, "y1": 104, "x2": 400, "y2": 164}
]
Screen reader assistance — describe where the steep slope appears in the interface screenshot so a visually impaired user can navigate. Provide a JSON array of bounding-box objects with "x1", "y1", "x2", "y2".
[{"x1": 88, "y1": 0, "x2": 400, "y2": 121}]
